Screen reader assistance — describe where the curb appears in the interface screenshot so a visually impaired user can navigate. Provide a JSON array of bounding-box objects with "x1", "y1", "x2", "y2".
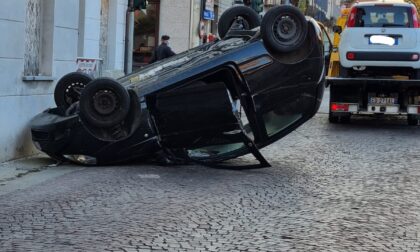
[{"x1": 0, "y1": 154, "x2": 58, "y2": 185}]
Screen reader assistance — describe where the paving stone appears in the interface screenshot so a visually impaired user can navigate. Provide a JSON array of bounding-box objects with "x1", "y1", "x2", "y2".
[{"x1": 0, "y1": 114, "x2": 420, "y2": 251}]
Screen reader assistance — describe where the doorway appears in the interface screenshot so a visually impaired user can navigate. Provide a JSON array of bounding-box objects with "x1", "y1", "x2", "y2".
[{"x1": 133, "y1": 0, "x2": 160, "y2": 70}]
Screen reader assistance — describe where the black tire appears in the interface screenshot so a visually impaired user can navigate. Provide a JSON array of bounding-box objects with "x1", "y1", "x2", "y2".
[
  {"x1": 408, "y1": 115, "x2": 419, "y2": 126},
  {"x1": 413, "y1": 69, "x2": 420, "y2": 79},
  {"x1": 218, "y1": 6, "x2": 261, "y2": 39},
  {"x1": 329, "y1": 113, "x2": 350, "y2": 124},
  {"x1": 261, "y1": 5, "x2": 308, "y2": 53},
  {"x1": 54, "y1": 72, "x2": 93, "y2": 109},
  {"x1": 340, "y1": 115, "x2": 351, "y2": 123},
  {"x1": 339, "y1": 65, "x2": 350, "y2": 78},
  {"x1": 328, "y1": 113, "x2": 339, "y2": 123},
  {"x1": 80, "y1": 78, "x2": 130, "y2": 128}
]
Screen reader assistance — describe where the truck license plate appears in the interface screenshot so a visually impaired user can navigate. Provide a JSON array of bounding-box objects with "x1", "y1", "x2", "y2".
[{"x1": 369, "y1": 97, "x2": 396, "y2": 105}]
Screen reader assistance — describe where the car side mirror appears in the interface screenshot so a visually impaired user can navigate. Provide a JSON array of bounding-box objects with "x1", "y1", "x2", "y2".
[{"x1": 333, "y1": 25, "x2": 342, "y2": 34}]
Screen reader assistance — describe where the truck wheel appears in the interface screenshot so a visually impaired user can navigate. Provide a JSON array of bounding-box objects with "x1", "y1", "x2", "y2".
[
  {"x1": 80, "y1": 78, "x2": 130, "y2": 128},
  {"x1": 218, "y1": 6, "x2": 261, "y2": 39},
  {"x1": 339, "y1": 65, "x2": 350, "y2": 78},
  {"x1": 328, "y1": 113, "x2": 339, "y2": 123},
  {"x1": 329, "y1": 113, "x2": 350, "y2": 124},
  {"x1": 407, "y1": 115, "x2": 419, "y2": 126},
  {"x1": 54, "y1": 72, "x2": 93, "y2": 109},
  {"x1": 340, "y1": 115, "x2": 351, "y2": 123},
  {"x1": 261, "y1": 5, "x2": 307, "y2": 53},
  {"x1": 412, "y1": 69, "x2": 420, "y2": 79}
]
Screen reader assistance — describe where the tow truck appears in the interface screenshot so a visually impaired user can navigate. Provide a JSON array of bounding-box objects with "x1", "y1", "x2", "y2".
[{"x1": 326, "y1": 0, "x2": 420, "y2": 125}]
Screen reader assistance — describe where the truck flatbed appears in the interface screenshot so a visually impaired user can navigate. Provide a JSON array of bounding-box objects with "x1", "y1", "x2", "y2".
[
  {"x1": 327, "y1": 76, "x2": 420, "y2": 125},
  {"x1": 327, "y1": 77, "x2": 420, "y2": 86}
]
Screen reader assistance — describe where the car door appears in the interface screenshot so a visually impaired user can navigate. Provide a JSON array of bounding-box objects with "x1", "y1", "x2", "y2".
[
  {"x1": 148, "y1": 69, "x2": 270, "y2": 168},
  {"x1": 240, "y1": 47, "x2": 324, "y2": 148}
]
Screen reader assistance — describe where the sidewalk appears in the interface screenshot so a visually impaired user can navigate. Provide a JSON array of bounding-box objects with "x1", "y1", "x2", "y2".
[{"x1": 0, "y1": 154, "x2": 82, "y2": 196}]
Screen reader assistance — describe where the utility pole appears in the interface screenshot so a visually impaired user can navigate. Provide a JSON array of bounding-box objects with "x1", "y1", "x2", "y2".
[{"x1": 124, "y1": 0, "x2": 135, "y2": 75}]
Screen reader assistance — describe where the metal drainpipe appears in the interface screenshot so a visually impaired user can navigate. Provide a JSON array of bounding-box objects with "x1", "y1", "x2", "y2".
[
  {"x1": 189, "y1": 0, "x2": 195, "y2": 49},
  {"x1": 124, "y1": 0, "x2": 135, "y2": 74}
]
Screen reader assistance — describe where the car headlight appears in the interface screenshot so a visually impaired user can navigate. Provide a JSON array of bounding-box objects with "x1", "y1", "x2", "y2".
[{"x1": 64, "y1": 155, "x2": 97, "y2": 165}]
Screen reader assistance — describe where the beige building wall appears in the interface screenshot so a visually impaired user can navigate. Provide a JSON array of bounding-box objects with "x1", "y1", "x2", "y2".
[
  {"x1": 158, "y1": 0, "x2": 233, "y2": 53},
  {"x1": 159, "y1": 0, "x2": 192, "y2": 53}
]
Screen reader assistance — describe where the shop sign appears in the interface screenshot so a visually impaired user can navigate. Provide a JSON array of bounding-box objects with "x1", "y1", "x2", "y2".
[
  {"x1": 203, "y1": 0, "x2": 215, "y2": 20},
  {"x1": 76, "y1": 58, "x2": 102, "y2": 77}
]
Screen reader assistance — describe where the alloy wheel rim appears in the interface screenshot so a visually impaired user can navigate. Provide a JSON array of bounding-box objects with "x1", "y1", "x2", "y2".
[
  {"x1": 273, "y1": 14, "x2": 299, "y2": 45},
  {"x1": 65, "y1": 82, "x2": 85, "y2": 105},
  {"x1": 92, "y1": 90, "x2": 119, "y2": 115}
]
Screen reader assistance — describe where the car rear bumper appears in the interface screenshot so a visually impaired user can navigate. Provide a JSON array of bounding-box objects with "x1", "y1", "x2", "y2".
[
  {"x1": 340, "y1": 51, "x2": 420, "y2": 69},
  {"x1": 345, "y1": 52, "x2": 419, "y2": 61}
]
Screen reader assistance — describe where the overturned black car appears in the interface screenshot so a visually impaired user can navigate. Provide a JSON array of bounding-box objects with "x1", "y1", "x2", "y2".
[{"x1": 30, "y1": 5, "x2": 327, "y2": 168}]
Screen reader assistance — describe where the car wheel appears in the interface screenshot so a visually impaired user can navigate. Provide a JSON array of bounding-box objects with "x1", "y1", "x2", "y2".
[
  {"x1": 80, "y1": 78, "x2": 130, "y2": 128},
  {"x1": 260, "y1": 5, "x2": 308, "y2": 53},
  {"x1": 218, "y1": 6, "x2": 261, "y2": 39},
  {"x1": 54, "y1": 72, "x2": 93, "y2": 109},
  {"x1": 407, "y1": 115, "x2": 419, "y2": 126}
]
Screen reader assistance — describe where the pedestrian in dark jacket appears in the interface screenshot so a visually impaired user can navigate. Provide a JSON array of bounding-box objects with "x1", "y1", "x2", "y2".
[{"x1": 149, "y1": 35, "x2": 176, "y2": 63}]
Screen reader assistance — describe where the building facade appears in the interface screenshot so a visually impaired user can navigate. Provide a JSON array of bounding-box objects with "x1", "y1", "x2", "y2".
[
  {"x1": 132, "y1": 0, "x2": 232, "y2": 68},
  {"x1": 0, "y1": 0, "x2": 127, "y2": 163},
  {"x1": 159, "y1": 0, "x2": 231, "y2": 51}
]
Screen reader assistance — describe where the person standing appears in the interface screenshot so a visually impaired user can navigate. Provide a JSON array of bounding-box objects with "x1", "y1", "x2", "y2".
[{"x1": 149, "y1": 35, "x2": 176, "y2": 63}]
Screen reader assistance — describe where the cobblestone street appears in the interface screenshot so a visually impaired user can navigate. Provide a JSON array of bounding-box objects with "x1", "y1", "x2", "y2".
[{"x1": 1, "y1": 110, "x2": 420, "y2": 251}]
